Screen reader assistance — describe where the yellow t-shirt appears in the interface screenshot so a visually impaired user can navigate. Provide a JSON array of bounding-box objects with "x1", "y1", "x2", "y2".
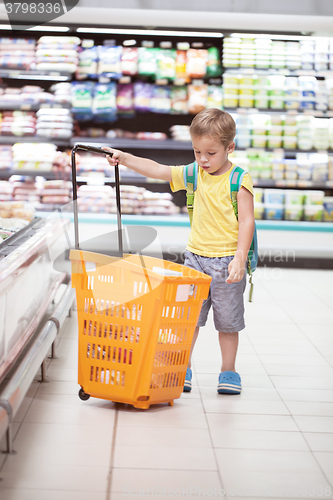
[{"x1": 170, "y1": 163, "x2": 254, "y2": 257}]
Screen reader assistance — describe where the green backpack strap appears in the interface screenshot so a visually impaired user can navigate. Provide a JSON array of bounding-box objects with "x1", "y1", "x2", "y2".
[
  {"x1": 183, "y1": 162, "x2": 198, "y2": 227},
  {"x1": 229, "y1": 165, "x2": 255, "y2": 302}
]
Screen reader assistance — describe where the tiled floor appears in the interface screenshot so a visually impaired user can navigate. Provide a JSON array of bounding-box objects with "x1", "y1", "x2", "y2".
[{"x1": 1, "y1": 267, "x2": 333, "y2": 500}]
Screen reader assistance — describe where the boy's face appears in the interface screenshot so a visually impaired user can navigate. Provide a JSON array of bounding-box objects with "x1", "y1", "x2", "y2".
[{"x1": 192, "y1": 135, "x2": 235, "y2": 176}]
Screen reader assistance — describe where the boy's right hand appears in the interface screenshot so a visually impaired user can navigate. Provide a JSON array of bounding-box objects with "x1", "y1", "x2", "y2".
[{"x1": 102, "y1": 147, "x2": 127, "y2": 167}]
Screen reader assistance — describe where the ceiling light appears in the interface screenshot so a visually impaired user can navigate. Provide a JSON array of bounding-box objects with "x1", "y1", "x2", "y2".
[{"x1": 76, "y1": 27, "x2": 223, "y2": 38}]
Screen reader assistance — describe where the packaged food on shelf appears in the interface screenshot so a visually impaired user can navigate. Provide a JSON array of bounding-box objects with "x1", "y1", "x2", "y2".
[
  {"x1": 116, "y1": 83, "x2": 135, "y2": 116},
  {"x1": 186, "y1": 49, "x2": 208, "y2": 78},
  {"x1": 92, "y1": 82, "x2": 117, "y2": 121},
  {"x1": 170, "y1": 86, "x2": 188, "y2": 114},
  {"x1": 254, "y1": 201, "x2": 264, "y2": 219},
  {"x1": 284, "y1": 189, "x2": 304, "y2": 205},
  {"x1": 77, "y1": 42, "x2": 98, "y2": 79},
  {"x1": 97, "y1": 45, "x2": 122, "y2": 78},
  {"x1": 0, "y1": 111, "x2": 36, "y2": 137},
  {"x1": 36, "y1": 107, "x2": 74, "y2": 139},
  {"x1": 0, "y1": 200, "x2": 35, "y2": 221},
  {"x1": 0, "y1": 181, "x2": 13, "y2": 201},
  {"x1": 264, "y1": 202, "x2": 284, "y2": 220},
  {"x1": 133, "y1": 82, "x2": 153, "y2": 113},
  {"x1": 175, "y1": 46, "x2": 188, "y2": 81},
  {"x1": 11, "y1": 142, "x2": 58, "y2": 171},
  {"x1": 140, "y1": 190, "x2": 180, "y2": 215},
  {"x1": 121, "y1": 47, "x2": 139, "y2": 76},
  {"x1": 138, "y1": 47, "x2": 158, "y2": 77},
  {"x1": 49, "y1": 82, "x2": 72, "y2": 105},
  {"x1": 188, "y1": 83, "x2": 208, "y2": 114},
  {"x1": 36, "y1": 36, "x2": 80, "y2": 73},
  {"x1": 71, "y1": 81, "x2": 94, "y2": 120},
  {"x1": 264, "y1": 188, "x2": 285, "y2": 204},
  {"x1": 0, "y1": 37, "x2": 36, "y2": 70},
  {"x1": 207, "y1": 47, "x2": 222, "y2": 77},
  {"x1": 150, "y1": 85, "x2": 171, "y2": 114},
  {"x1": 77, "y1": 184, "x2": 115, "y2": 213},
  {"x1": 169, "y1": 125, "x2": 191, "y2": 141},
  {"x1": 303, "y1": 190, "x2": 325, "y2": 205},
  {"x1": 285, "y1": 204, "x2": 304, "y2": 221},
  {"x1": 323, "y1": 196, "x2": 333, "y2": 221},
  {"x1": 156, "y1": 48, "x2": 176, "y2": 80},
  {"x1": 0, "y1": 146, "x2": 13, "y2": 171},
  {"x1": 207, "y1": 85, "x2": 223, "y2": 110},
  {"x1": 304, "y1": 204, "x2": 323, "y2": 221}
]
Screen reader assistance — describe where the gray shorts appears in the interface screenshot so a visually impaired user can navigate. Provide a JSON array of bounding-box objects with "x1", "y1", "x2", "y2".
[{"x1": 184, "y1": 250, "x2": 246, "y2": 333}]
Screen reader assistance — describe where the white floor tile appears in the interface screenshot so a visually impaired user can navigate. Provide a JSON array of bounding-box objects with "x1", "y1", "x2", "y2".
[
  {"x1": 215, "y1": 449, "x2": 332, "y2": 498},
  {"x1": 293, "y1": 416, "x2": 333, "y2": 433},
  {"x1": 112, "y1": 468, "x2": 223, "y2": 493},
  {"x1": 0, "y1": 490, "x2": 106, "y2": 500},
  {"x1": 303, "y1": 433, "x2": 333, "y2": 452},
  {"x1": 2, "y1": 267, "x2": 333, "y2": 499},
  {"x1": 206, "y1": 413, "x2": 299, "y2": 432}
]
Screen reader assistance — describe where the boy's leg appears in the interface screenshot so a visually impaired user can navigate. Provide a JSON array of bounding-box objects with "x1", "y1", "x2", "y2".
[
  {"x1": 218, "y1": 330, "x2": 241, "y2": 394},
  {"x1": 188, "y1": 326, "x2": 200, "y2": 369},
  {"x1": 218, "y1": 331, "x2": 239, "y2": 372},
  {"x1": 183, "y1": 326, "x2": 200, "y2": 393}
]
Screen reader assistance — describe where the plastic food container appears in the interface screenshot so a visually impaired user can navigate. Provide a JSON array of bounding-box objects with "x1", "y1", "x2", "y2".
[
  {"x1": 285, "y1": 190, "x2": 304, "y2": 205},
  {"x1": 303, "y1": 190, "x2": 325, "y2": 205},
  {"x1": 304, "y1": 204, "x2": 323, "y2": 221},
  {"x1": 267, "y1": 136, "x2": 282, "y2": 148},
  {"x1": 252, "y1": 136, "x2": 267, "y2": 148},
  {"x1": 264, "y1": 189, "x2": 285, "y2": 204},
  {"x1": 283, "y1": 137, "x2": 297, "y2": 149},
  {"x1": 323, "y1": 196, "x2": 333, "y2": 222},
  {"x1": 253, "y1": 187, "x2": 264, "y2": 203},
  {"x1": 264, "y1": 202, "x2": 284, "y2": 220},
  {"x1": 254, "y1": 202, "x2": 264, "y2": 219},
  {"x1": 285, "y1": 204, "x2": 303, "y2": 221}
]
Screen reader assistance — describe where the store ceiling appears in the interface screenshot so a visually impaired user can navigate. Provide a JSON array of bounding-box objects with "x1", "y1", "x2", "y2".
[{"x1": 78, "y1": 0, "x2": 333, "y2": 17}]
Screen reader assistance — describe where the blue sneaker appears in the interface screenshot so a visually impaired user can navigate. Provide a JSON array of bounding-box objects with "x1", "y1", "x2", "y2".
[
  {"x1": 217, "y1": 371, "x2": 241, "y2": 394},
  {"x1": 183, "y1": 368, "x2": 192, "y2": 392}
]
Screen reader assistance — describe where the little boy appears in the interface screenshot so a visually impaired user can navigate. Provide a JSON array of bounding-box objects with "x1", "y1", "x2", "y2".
[{"x1": 104, "y1": 108, "x2": 255, "y2": 395}]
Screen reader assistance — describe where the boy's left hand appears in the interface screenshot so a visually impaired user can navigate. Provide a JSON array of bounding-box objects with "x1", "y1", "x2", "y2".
[{"x1": 226, "y1": 257, "x2": 245, "y2": 284}]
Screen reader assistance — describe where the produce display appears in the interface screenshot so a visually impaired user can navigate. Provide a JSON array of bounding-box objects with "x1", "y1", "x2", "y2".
[
  {"x1": 0, "y1": 32, "x2": 333, "y2": 223},
  {"x1": 230, "y1": 150, "x2": 333, "y2": 183},
  {"x1": 223, "y1": 37, "x2": 333, "y2": 71},
  {"x1": 254, "y1": 187, "x2": 333, "y2": 221}
]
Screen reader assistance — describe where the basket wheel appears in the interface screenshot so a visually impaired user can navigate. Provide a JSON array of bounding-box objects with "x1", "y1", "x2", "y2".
[
  {"x1": 168, "y1": 400, "x2": 174, "y2": 407},
  {"x1": 78, "y1": 388, "x2": 90, "y2": 401}
]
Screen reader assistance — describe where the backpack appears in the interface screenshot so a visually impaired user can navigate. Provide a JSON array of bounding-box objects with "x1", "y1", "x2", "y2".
[{"x1": 184, "y1": 162, "x2": 258, "y2": 302}]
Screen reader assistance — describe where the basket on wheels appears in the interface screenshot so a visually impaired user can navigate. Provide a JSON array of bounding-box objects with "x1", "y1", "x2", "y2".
[
  {"x1": 70, "y1": 250, "x2": 211, "y2": 409},
  {"x1": 69, "y1": 144, "x2": 211, "y2": 409}
]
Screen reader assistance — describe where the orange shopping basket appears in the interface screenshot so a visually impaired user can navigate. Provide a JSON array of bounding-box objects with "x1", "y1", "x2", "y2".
[{"x1": 69, "y1": 145, "x2": 211, "y2": 409}]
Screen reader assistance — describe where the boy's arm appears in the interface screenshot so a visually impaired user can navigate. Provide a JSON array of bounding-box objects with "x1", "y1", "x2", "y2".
[
  {"x1": 102, "y1": 147, "x2": 172, "y2": 182},
  {"x1": 226, "y1": 186, "x2": 255, "y2": 284}
]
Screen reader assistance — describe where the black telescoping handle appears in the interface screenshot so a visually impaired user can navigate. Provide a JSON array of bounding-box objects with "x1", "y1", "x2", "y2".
[{"x1": 71, "y1": 144, "x2": 123, "y2": 257}]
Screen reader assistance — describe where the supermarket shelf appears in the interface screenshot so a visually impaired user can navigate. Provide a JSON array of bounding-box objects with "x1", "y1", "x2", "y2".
[
  {"x1": 35, "y1": 211, "x2": 333, "y2": 232},
  {"x1": 0, "y1": 136, "x2": 70, "y2": 146},
  {"x1": 0, "y1": 70, "x2": 72, "y2": 81},
  {"x1": 71, "y1": 137, "x2": 193, "y2": 150},
  {"x1": 223, "y1": 68, "x2": 333, "y2": 78},
  {"x1": 253, "y1": 179, "x2": 333, "y2": 189},
  {"x1": 0, "y1": 169, "x2": 331, "y2": 190},
  {"x1": 0, "y1": 101, "x2": 72, "y2": 111},
  {"x1": 226, "y1": 107, "x2": 333, "y2": 118}
]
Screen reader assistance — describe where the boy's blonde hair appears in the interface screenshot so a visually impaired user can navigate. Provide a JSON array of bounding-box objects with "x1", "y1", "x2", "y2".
[{"x1": 190, "y1": 108, "x2": 236, "y2": 148}]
